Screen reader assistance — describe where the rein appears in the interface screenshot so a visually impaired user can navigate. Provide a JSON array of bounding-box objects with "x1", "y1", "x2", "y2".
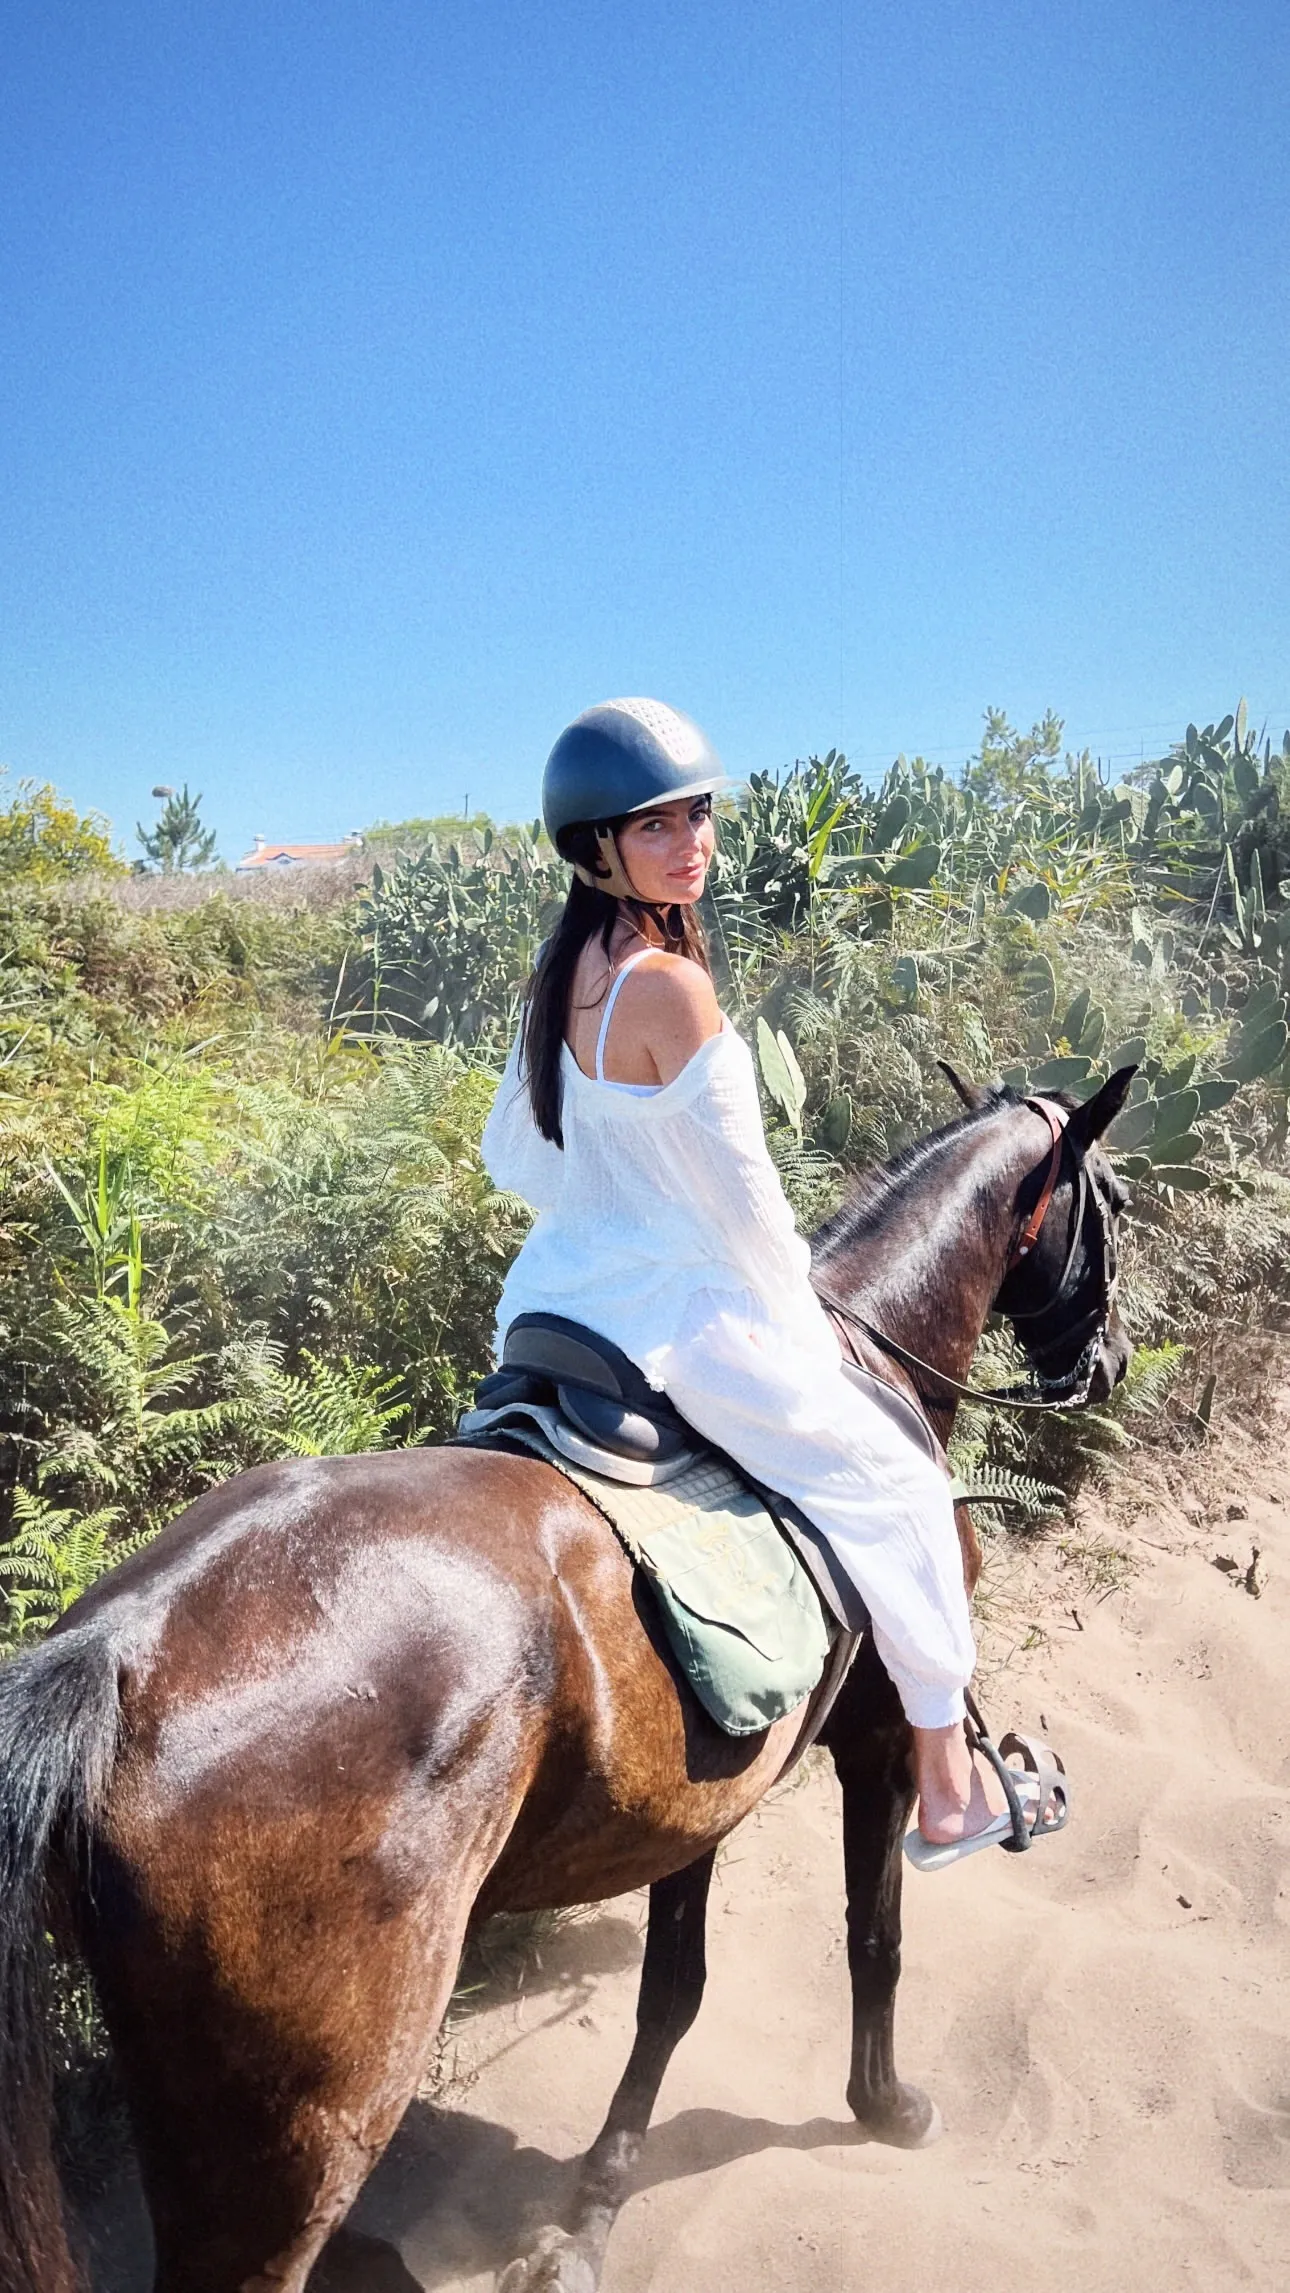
[
  {"x1": 816, "y1": 1296, "x2": 1102, "y2": 1418},
  {"x1": 814, "y1": 1096, "x2": 1120, "y2": 1423}
]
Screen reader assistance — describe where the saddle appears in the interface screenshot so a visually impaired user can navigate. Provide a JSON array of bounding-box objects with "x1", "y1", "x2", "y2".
[
  {"x1": 460, "y1": 1310, "x2": 940, "y2": 1489},
  {"x1": 457, "y1": 1310, "x2": 946, "y2": 1649},
  {"x1": 462, "y1": 1313, "x2": 703, "y2": 1485},
  {"x1": 459, "y1": 1313, "x2": 866, "y2": 1726}
]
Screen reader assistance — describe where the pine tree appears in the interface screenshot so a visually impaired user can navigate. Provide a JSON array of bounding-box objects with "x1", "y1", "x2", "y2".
[{"x1": 135, "y1": 783, "x2": 218, "y2": 873}]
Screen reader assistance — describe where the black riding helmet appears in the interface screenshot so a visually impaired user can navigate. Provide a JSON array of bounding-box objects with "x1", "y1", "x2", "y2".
[{"x1": 542, "y1": 698, "x2": 736, "y2": 898}]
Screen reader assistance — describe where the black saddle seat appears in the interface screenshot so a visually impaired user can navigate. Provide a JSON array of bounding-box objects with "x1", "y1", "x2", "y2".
[{"x1": 474, "y1": 1312, "x2": 693, "y2": 1468}]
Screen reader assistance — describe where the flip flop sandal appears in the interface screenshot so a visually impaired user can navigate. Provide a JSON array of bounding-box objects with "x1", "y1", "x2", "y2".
[{"x1": 903, "y1": 1691, "x2": 1071, "y2": 1874}]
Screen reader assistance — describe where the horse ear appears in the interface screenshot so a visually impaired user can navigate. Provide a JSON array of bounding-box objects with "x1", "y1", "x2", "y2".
[
  {"x1": 1067, "y1": 1065, "x2": 1139, "y2": 1150},
  {"x1": 938, "y1": 1060, "x2": 985, "y2": 1110}
]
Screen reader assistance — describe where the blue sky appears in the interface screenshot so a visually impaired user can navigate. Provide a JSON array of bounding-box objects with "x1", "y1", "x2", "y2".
[{"x1": 1, "y1": 1, "x2": 1286, "y2": 864}]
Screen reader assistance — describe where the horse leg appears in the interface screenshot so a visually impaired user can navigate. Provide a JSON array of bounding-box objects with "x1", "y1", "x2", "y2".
[
  {"x1": 826, "y1": 1644, "x2": 943, "y2": 2148},
  {"x1": 498, "y1": 1848, "x2": 717, "y2": 2293},
  {"x1": 92, "y1": 1869, "x2": 477, "y2": 2293}
]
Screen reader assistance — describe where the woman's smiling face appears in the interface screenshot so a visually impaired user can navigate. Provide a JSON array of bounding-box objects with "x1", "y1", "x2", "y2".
[{"x1": 615, "y1": 795, "x2": 716, "y2": 905}]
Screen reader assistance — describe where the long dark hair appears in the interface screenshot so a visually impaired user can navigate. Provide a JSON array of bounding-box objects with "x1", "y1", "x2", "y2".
[{"x1": 521, "y1": 815, "x2": 712, "y2": 1146}]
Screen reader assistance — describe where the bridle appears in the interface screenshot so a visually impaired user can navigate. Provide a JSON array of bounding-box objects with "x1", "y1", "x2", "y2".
[
  {"x1": 818, "y1": 1096, "x2": 1120, "y2": 1418},
  {"x1": 815, "y1": 1096, "x2": 1123, "y2": 1422},
  {"x1": 1000, "y1": 1096, "x2": 1121, "y2": 1404}
]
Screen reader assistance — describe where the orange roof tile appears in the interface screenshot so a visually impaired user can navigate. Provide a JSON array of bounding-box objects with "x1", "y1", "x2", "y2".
[{"x1": 235, "y1": 839, "x2": 360, "y2": 871}]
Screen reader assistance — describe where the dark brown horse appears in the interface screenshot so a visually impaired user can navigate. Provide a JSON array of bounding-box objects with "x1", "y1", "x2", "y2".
[{"x1": 0, "y1": 1068, "x2": 1133, "y2": 2293}]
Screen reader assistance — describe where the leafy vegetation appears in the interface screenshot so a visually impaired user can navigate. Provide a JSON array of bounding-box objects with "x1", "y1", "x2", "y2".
[
  {"x1": 0, "y1": 771, "x2": 123, "y2": 883},
  {"x1": 359, "y1": 809, "x2": 500, "y2": 864},
  {"x1": 4, "y1": 702, "x2": 1290, "y2": 1650},
  {"x1": 353, "y1": 821, "x2": 558, "y2": 1046}
]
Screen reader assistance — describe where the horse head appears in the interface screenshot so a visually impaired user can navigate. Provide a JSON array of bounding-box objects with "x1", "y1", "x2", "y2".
[{"x1": 940, "y1": 1062, "x2": 1136, "y2": 1406}]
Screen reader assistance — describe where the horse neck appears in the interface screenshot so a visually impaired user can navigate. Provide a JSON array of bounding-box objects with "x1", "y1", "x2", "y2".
[{"x1": 813, "y1": 1111, "x2": 1027, "y2": 1393}]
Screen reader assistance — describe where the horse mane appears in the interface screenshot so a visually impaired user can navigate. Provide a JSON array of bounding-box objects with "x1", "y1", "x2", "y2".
[{"x1": 811, "y1": 1080, "x2": 1020, "y2": 1260}]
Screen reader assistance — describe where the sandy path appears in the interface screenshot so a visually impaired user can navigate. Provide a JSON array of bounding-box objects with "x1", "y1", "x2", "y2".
[{"x1": 84, "y1": 1411, "x2": 1290, "y2": 2291}]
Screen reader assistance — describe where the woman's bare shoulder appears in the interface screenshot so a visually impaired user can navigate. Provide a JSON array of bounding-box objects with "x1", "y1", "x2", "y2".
[
  {"x1": 629, "y1": 953, "x2": 722, "y2": 1080},
  {"x1": 630, "y1": 950, "x2": 720, "y2": 1015}
]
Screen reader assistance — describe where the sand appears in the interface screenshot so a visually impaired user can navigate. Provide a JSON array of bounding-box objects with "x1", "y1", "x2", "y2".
[{"x1": 82, "y1": 1399, "x2": 1290, "y2": 2291}]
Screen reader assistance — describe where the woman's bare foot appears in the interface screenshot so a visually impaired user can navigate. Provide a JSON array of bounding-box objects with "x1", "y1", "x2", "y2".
[{"x1": 912, "y1": 1720, "x2": 1010, "y2": 1845}]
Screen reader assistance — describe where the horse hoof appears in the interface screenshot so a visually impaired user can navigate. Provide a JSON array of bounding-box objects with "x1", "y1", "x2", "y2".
[
  {"x1": 496, "y1": 2226, "x2": 600, "y2": 2293},
  {"x1": 850, "y1": 2082, "x2": 944, "y2": 2149}
]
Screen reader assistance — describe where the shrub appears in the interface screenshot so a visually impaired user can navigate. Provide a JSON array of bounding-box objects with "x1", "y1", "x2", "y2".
[{"x1": 0, "y1": 774, "x2": 124, "y2": 883}]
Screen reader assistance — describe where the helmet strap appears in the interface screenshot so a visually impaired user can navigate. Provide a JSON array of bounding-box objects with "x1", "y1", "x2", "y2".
[{"x1": 572, "y1": 826, "x2": 639, "y2": 901}]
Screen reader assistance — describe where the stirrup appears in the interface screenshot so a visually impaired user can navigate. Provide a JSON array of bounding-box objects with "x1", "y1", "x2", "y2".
[{"x1": 964, "y1": 1687, "x2": 1070, "y2": 1852}]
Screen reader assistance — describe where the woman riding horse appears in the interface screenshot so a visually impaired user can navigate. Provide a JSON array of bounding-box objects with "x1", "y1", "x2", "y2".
[
  {"x1": 483, "y1": 694, "x2": 1063, "y2": 1865},
  {"x1": 0, "y1": 698, "x2": 1111, "y2": 2293}
]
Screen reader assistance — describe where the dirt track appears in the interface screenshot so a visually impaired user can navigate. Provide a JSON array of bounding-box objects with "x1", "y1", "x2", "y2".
[{"x1": 83, "y1": 1401, "x2": 1290, "y2": 2292}]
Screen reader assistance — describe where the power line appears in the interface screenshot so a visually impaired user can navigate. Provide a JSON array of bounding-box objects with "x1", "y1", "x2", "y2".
[{"x1": 839, "y1": 708, "x2": 1290, "y2": 775}]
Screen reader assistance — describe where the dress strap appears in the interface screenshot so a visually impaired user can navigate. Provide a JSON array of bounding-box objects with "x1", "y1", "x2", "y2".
[{"x1": 595, "y1": 947, "x2": 658, "y2": 1081}]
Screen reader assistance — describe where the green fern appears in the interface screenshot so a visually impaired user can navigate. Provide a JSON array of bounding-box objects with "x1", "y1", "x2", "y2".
[
  {"x1": 765, "y1": 1132, "x2": 845, "y2": 1231},
  {"x1": 275, "y1": 1352, "x2": 411, "y2": 1456},
  {"x1": 951, "y1": 1463, "x2": 1066, "y2": 1518},
  {"x1": 1022, "y1": 1342, "x2": 1187, "y2": 1488},
  {"x1": 0, "y1": 1487, "x2": 144, "y2": 1643},
  {"x1": 36, "y1": 1292, "x2": 250, "y2": 1501},
  {"x1": 1113, "y1": 1341, "x2": 1186, "y2": 1417}
]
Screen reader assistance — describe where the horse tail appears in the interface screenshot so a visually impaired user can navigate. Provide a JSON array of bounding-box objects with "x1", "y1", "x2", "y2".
[{"x1": 0, "y1": 1621, "x2": 122, "y2": 2293}]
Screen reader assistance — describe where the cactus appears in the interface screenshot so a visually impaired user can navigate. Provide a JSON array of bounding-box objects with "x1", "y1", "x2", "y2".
[
  {"x1": 1054, "y1": 988, "x2": 1107, "y2": 1059},
  {"x1": 355, "y1": 828, "x2": 559, "y2": 1045},
  {"x1": 1003, "y1": 879, "x2": 1053, "y2": 922},
  {"x1": 1107, "y1": 1098, "x2": 1158, "y2": 1153},
  {"x1": 1225, "y1": 976, "x2": 1290, "y2": 1083},
  {"x1": 756, "y1": 1018, "x2": 806, "y2": 1136},
  {"x1": 888, "y1": 954, "x2": 920, "y2": 1009},
  {"x1": 833, "y1": 839, "x2": 943, "y2": 893},
  {"x1": 1020, "y1": 954, "x2": 1057, "y2": 1022},
  {"x1": 1029, "y1": 1053, "x2": 1094, "y2": 1093},
  {"x1": 1146, "y1": 1130, "x2": 1204, "y2": 1167},
  {"x1": 821, "y1": 1092, "x2": 853, "y2": 1151},
  {"x1": 1149, "y1": 1088, "x2": 1201, "y2": 1141}
]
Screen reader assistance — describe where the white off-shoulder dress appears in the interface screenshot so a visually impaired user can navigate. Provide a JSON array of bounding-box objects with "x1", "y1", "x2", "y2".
[{"x1": 480, "y1": 962, "x2": 976, "y2": 1729}]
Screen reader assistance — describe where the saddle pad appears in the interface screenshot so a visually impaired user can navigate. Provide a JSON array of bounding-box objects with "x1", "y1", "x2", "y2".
[{"x1": 460, "y1": 1427, "x2": 833, "y2": 1736}]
